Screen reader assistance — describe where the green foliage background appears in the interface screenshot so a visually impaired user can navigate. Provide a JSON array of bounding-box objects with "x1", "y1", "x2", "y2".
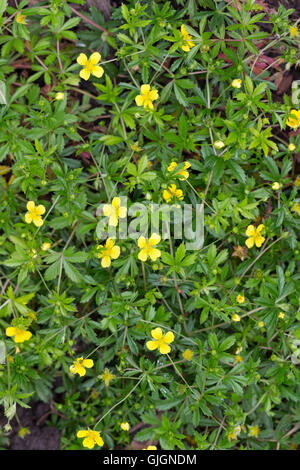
[{"x1": 0, "y1": 0, "x2": 300, "y2": 450}]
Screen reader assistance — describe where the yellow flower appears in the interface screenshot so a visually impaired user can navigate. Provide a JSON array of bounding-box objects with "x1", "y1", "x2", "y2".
[
  {"x1": 77, "y1": 52, "x2": 104, "y2": 81},
  {"x1": 120, "y1": 422, "x2": 130, "y2": 431},
  {"x1": 272, "y1": 182, "x2": 281, "y2": 190},
  {"x1": 103, "y1": 197, "x2": 127, "y2": 226},
  {"x1": 278, "y1": 312, "x2": 285, "y2": 319},
  {"x1": 292, "y1": 203, "x2": 300, "y2": 215},
  {"x1": 245, "y1": 224, "x2": 265, "y2": 248},
  {"x1": 232, "y1": 314, "x2": 241, "y2": 322},
  {"x1": 183, "y1": 349, "x2": 194, "y2": 360},
  {"x1": 290, "y1": 25, "x2": 299, "y2": 37},
  {"x1": 214, "y1": 140, "x2": 225, "y2": 149},
  {"x1": 236, "y1": 294, "x2": 245, "y2": 304},
  {"x1": 248, "y1": 425, "x2": 260, "y2": 437},
  {"x1": 228, "y1": 425, "x2": 243, "y2": 441},
  {"x1": 289, "y1": 143, "x2": 296, "y2": 151},
  {"x1": 100, "y1": 368, "x2": 115, "y2": 387},
  {"x1": 138, "y1": 233, "x2": 161, "y2": 262},
  {"x1": 162, "y1": 184, "x2": 184, "y2": 203},
  {"x1": 258, "y1": 321, "x2": 264, "y2": 328},
  {"x1": 16, "y1": 13, "x2": 27, "y2": 24},
  {"x1": 70, "y1": 357, "x2": 94, "y2": 377},
  {"x1": 55, "y1": 92, "x2": 64, "y2": 100},
  {"x1": 135, "y1": 84, "x2": 159, "y2": 110},
  {"x1": 146, "y1": 327, "x2": 174, "y2": 354},
  {"x1": 6, "y1": 326, "x2": 32, "y2": 343},
  {"x1": 168, "y1": 161, "x2": 191, "y2": 180},
  {"x1": 231, "y1": 79, "x2": 242, "y2": 89},
  {"x1": 180, "y1": 24, "x2": 195, "y2": 52},
  {"x1": 97, "y1": 238, "x2": 120, "y2": 268},
  {"x1": 130, "y1": 142, "x2": 142, "y2": 152},
  {"x1": 41, "y1": 242, "x2": 51, "y2": 251},
  {"x1": 77, "y1": 429, "x2": 104, "y2": 449},
  {"x1": 234, "y1": 355, "x2": 243, "y2": 363},
  {"x1": 25, "y1": 201, "x2": 46, "y2": 227},
  {"x1": 287, "y1": 109, "x2": 300, "y2": 129},
  {"x1": 294, "y1": 176, "x2": 300, "y2": 187},
  {"x1": 143, "y1": 445, "x2": 157, "y2": 450},
  {"x1": 18, "y1": 427, "x2": 30, "y2": 439}
]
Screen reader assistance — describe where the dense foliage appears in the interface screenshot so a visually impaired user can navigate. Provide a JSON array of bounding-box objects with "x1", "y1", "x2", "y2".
[{"x1": 0, "y1": 0, "x2": 300, "y2": 450}]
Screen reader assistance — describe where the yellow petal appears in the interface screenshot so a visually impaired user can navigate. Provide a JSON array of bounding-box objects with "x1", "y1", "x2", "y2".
[
  {"x1": 110, "y1": 246, "x2": 120, "y2": 259},
  {"x1": 255, "y1": 235, "x2": 265, "y2": 248},
  {"x1": 245, "y1": 225, "x2": 255, "y2": 237},
  {"x1": 118, "y1": 206, "x2": 127, "y2": 218},
  {"x1": 138, "y1": 236, "x2": 146, "y2": 248},
  {"x1": 83, "y1": 437, "x2": 95, "y2": 449},
  {"x1": 105, "y1": 238, "x2": 115, "y2": 249},
  {"x1": 151, "y1": 327, "x2": 163, "y2": 340},
  {"x1": 82, "y1": 359, "x2": 94, "y2": 368},
  {"x1": 135, "y1": 95, "x2": 144, "y2": 106},
  {"x1": 159, "y1": 343, "x2": 171, "y2": 354},
  {"x1": 149, "y1": 233, "x2": 161, "y2": 245},
  {"x1": 75, "y1": 364, "x2": 86, "y2": 376},
  {"x1": 36, "y1": 205, "x2": 46, "y2": 215},
  {"x1": 77, "y1": 430, "x2": 89, "y2": 438},
  {"x1": 149, "y1": 89, "x2": 159, "y2": 101},
  {"x1": 24, "y1": 213, "x2": 33, "y2": 224},
  {"x1": 148, "y1": 247, "x2": 161, "y2": 261},
  {"x1": 146, "y1": 340, "x2": 158, "y2": 351},
  {"x1": 77, "y1": 53, "x2": 88, "y2": 66},
  {"x1": 103, "y1": 204, "x2": 113, "y2": 216},
  {"x1": 138, "y1": 248, "x2": 148, "y2": 262},
  {"x1": 89, "y1": 52, "x2": 101, "y2": 65},
  {"x1": 245, "y1": 237, "x2": 254, "y2": 249},
  {"x1": 144, "y1": 100, "x2": 154, "y2": 109},
  {"x1": 108, "y1": 214, "x2": 118, "y2": 226},
  {"x1": 101, "y1": 256, "x2": 111, "y2": 268},
  {"x1": 112, "y1": 197, "x2": 120, "y2": 209},
  {"x1": 140, "y1": 84, "x2": 151, "y2": 95},
  {"x1": 95, "y1": 435, "x2": 104, "y2": 447},
  {"x1": 256, "y1": 224, "x2": 265, "y2": 233},
  {"x1": 92, "y1": 66, "x2": 104, "y2": 78},
  {"x1": 80, "y1": 68, "x2": 91, "y2": 81},
  {"x1": 33, "y1": 215, "x2": 43, "y2": 227},
  {"x1": 26, "y1": 201, "x2": 35, "y2": 211},
  {"x1": 164, "y1": 331, "x2": 174, "y2": 344},
  {"x1": 6, "y1": 327, "x2": 17, "y2": 337}
]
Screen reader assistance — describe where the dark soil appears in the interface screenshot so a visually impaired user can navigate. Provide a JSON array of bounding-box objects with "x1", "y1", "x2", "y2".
[{"x1": 0, "y1": 402, "x2": 61, "y2": 450}]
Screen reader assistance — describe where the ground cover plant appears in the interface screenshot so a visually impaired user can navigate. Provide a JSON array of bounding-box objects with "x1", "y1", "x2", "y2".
[{"x1": 0, "y1": 0, "x2": 300, "y2": 451}]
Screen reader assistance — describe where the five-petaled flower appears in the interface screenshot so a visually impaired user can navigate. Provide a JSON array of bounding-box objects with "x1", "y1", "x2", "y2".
[
  {"x1": 245, "y1": 224, "x2": 265, "y2": 248},
  {"x1": 232, "y1": 314, "x2": 241, "y2": 322},
  {"x1": 146, "y1": 327, "x2": 174, "y2": 354},
  {"x1": 168, "y1": 161, "x2": 191, "y2": 180},
  {"x1": 77, "y1": 52, "x2": 104, "y2": 81},
  {"x1": 286, "y1": 109, "x2": 300, "y2": 129},
  {"x1": 103, "y1": 197, "x2": 127, "y2": 226},
  {"x1": 214, "y1": 140, "x2": 225, "y2": 149},
  {"x1": 135, "y1": 84, "x2": 159, "y2": 109},
  {"x1": 120, "y1": 422, "x2": 130, "y2": 431},
  {"x1": 231, "y1": 79, "x2": 242, "y2": 89},
  {"x1": 25, "y1": 201, "x2": 46, "y2": 227},
  {"x1": 55, "y1": 92, "x2": 64, "y2": 100},
  {"x1": 138, "y1": 233, "x2": 161, "y2": 262},
  {"x1": 77, "y1": 429, "x2": 104, "y2": 449},
  {"x1": 70, "y1": 357, "x2": 94, "y2": 377},
  {"x1": 100, "y1": 368, "x2": 115, "y2": 387},
  {"x1": 183, "y1": 349, "x2": 194, "y2": 360},
  {"x1": 180, "y1": 25, "x2": 195, "y2": 52},
  {"x1": 236, "y1": 294, "x2": 245, "y2": 304},
  {"x1": 248, "y1": 425, "x2": 260, "y2": 437},
  {"x1": 6, "y1": 326, "x2": 32, "y2": 343},
  {"x1": 162, "y1": 184, "x2": 184, "y2": 203},
  {"x1": 290, "y1": 25, "x2": 299, "y2": 37},
  {"x1": 16, "y1": 13, "x2": 27, "y2": 24},
  {"x1": 97, "y1": 238, "x2": 120, "y2": 268}
]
